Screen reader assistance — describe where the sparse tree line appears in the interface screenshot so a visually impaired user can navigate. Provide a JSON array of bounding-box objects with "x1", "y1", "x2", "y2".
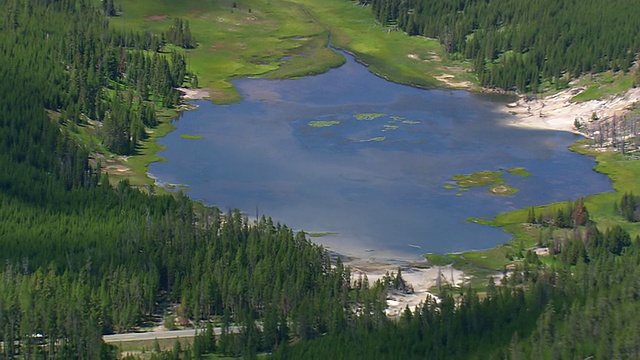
[
  {"x1": 579, "y1": 111, "x2": 640, "y2": 156},
  {"x1": 362, "y1": 0, "x2": 640, "y2": 92}
]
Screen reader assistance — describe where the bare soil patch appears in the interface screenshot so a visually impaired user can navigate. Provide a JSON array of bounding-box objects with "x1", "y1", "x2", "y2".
[
  {"x1": 347, "y1": 258, "x2": 467, "y2": 317},
  {"x1": 503, "y1": 86, "x2": 640, "y2": 133},
  {"x1": 144, "y1": 15, "x2": 168, "y2": 21},
  {"x1": 427, "y1": 51, "x2": 442, "y2": 62},
  {"x1": 176, "y1": 87, "x2": 211, "y2": 100},
  {"x1": 434, "y1": 73, "x2": 472, "y2": 88},
  {"x1": 491, "y1": 185, "x2": 509, "y2": 194}
]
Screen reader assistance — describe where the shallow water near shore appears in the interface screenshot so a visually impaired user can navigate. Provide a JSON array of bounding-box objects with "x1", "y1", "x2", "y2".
[{"x1": 149, "y1": 50, "x2": 612, "y2": 261}]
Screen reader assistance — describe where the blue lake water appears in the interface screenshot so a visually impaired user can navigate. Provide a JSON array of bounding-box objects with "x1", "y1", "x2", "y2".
[{"x1": 149, "y1": 51, "x2": 612, "y2": 261}]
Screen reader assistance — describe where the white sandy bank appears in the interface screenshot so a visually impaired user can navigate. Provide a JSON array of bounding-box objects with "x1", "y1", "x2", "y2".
[
  {"x1": 503, "y1": 86, "x2": 640, "y2": 133},
  {"x1": 346, "y1": 258, "x2": 467, "y2": 317}
]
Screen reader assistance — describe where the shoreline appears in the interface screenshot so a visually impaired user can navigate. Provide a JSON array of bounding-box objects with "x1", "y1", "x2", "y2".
[
  {"x1": 169, "y1": 74, "x2": 638, "y2": 318},
  {"x1": 500, "y1": 86, "x2": 640, "y2": 134},
  {"x1": 324, "y1": 245, "x2": 468, "y2": 316},
  {"x1": 327, "y1": 84, "x2": 640, "y2": 315}
]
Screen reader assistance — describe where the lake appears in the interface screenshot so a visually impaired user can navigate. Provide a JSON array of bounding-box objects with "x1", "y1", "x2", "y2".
[{"x1": 149, "y1": 50, "x2": 612, "y2": 262}]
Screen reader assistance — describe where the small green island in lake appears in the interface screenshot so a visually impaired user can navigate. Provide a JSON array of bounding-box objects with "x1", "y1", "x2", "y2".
[
  {"x1": 446, "y1": 167, "x2": 531, "y2": 196},
  {"x1": 309, "y1": 120, "x2": 341, "y2": 127},
  {"x1": 354, "y1": 113, "x2": 386, "y2": 121}
]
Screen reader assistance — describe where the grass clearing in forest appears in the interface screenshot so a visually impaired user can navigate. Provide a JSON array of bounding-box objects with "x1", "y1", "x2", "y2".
[
  {"x1": 571, "y1": 71, "x2": 636, "y2": 102},
  {"x1": 123, "y1": 109, "x2": 179, "y2": 186}
]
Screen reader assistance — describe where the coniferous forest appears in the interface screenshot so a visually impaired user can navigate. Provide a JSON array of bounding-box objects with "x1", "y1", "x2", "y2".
[
  {"x1": 2, "y1": 0, "x2": 640, "y2": 359},
  {"x1": 368, "y1": 0, "x2": 640, "y2": 92},
  {"x1": 0, "y1": 0, "x2": 363, "y2": 358}
]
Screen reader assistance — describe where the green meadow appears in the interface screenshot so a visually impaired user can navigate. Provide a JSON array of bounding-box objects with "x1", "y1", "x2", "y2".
[
  {"x1": 108, "y1": 0, "x2": 474, "y2": 105},
  {"x1": 100, "y1": 0, "x2": 475, "y2": 187}
]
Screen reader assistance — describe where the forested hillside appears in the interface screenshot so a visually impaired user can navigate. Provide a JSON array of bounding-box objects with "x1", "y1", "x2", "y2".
[
  {"x1": 3, "y1": 0, "x2": 640, "y2": 359},
  {"x1": 368, "y1": 0, "x2": 640, "y2": 92},
  {"x1": 0, "y1": 0, "x2": 382, "y2": 358},
  {"x1": 280, "y1": 224, "x2": 640, "y2": 359}
]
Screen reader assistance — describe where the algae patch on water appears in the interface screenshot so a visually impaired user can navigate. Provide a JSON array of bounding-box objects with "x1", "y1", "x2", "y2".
[
  {"x1": 446, "y1": 168, "x2": 529, "y2": 197},
  {"x1": 507, "y1": 167, "x2": 532, "y2": 177},
  {"x1": 354, "y1": 113, "x2": 386, "y2": 121},
  {"x1": 309, "y1": 120, "x2": 340, "y2": 127},
  {"x1": 452, "y1": 170, "x2": 504, "y2": 187},
  {"x1": 383, "y1": 124, "x2": 399, "y2": 131},
  {"x1": 180, "y1": 134, "x2": 204, "y2": 139}
]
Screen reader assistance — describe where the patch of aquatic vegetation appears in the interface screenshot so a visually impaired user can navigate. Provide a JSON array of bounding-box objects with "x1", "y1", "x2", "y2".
[
  {"x1": 447, "y1": 168, "x2": 527, "y2": 197},
  {"x1": 383, "y1": 124, "x2": 399, "y2": 131},
  {"x1": 309, "y1": 120, "x2": 340, "y2": 127},
  {"x1": 452, "y1": 170, "x2": 504, "y2": 187},
  {"x1": 402, "y1": 120, "x2": 421, "y2": 125},
  {"x1": 367, "y1": 136, "x2": 386, "y2": 142},
  {"x1": 180, "y1": 134, "x2": 204, "y2": 139},
  {"x1": 354, "y1": 113, "x2": 386, "y2": 121},
  {"x1": 506, "y1": 167, "x2": 532, "y2": 177},
  {"x1": 390, "y1": 116, "x2": 405, "y2": 121}
]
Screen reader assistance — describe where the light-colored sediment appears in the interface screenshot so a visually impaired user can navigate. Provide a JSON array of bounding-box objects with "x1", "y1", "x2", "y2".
[
  {"x1": 177, "y1": 87, "x2": 211, "y2": 100},
  {"x1": 434, "y1": 73, "x2": 473, "y2": 89},
  {"x1": 503, "y1": 86, "x2": 640, "y2": 133},
  {"x1": 347, "y1": 258, "x2": 467, "y2": 317}
]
